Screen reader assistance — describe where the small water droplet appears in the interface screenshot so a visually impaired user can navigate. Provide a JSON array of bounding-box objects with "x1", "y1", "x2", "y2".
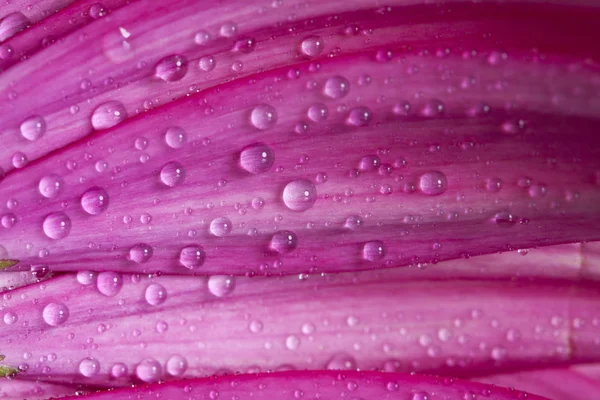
[
  {"x1": 42, "y1": 212, "x2": 71, "y2": 240},
  {"x1": 345, "y1": 215, "x2": 364, "y2": 230},
  {"x1": 20, "y1": 115, "x2": 46, "y2": 141},
  {"x1": 96, "y1": 272, "x2": 123, "y2": 297},
  {"x1": 269, "y1": 230, "x2": 298, "y2": 254},
  {"x1": 166, "y1": 355, "x2": 188, "y2": 376},
  {"x1": 89, "y1": 3, "x2": 107, "y2": 19},
  {"x1": 412, "y1": 392, "x2": 429, "y2": 400},
  {"x1": 493, "y1": 211, "x2": 517, "y2": 226},
  {"x1": 301, "y1": 35, "x2": 324, "y2": 56},
  {"x1": 199, "y1": 55, "x2": 216, "y2": 72},
  {"x1": 250, "y1": 104, "x2": 278, "y2": 130},
  {"x1": 239, "y1": 143, "x2": 274, "y2": 174},
  {"x1": 362, "y1": 240, "x2": 386, "y2": 262},
  {"x1": 164, "y1": 126, "x2": 187, "y2": 149},
  {"x1": 42, "y1": 302, "x2": 69, "y2": 326},
  {"x1": 194, "y1": 30, "x2": 211, "y2": 45},
  {"x1": 38, "y1": 175, "x2": 64, "y2": 199},
  {"x1": 3, "y1": 311, "x2": 17, "y2": 325},
  {"x1": 136, "y1": 358, "x2": 162, "y2": 383},
  {"x1": 155, "y1": 54, "x2": 188, "y2": 82},
  {"x1": 285, "y1": 335, "x2": 300, "y2": 350},
  {"x1": 346, "y1": 106, "x2": 372, "y2": 126},
  {"x1": 210, "y1": 217, "x2": 233, "y2": 237},
  {"x1": 323, "y1": 76, "x2": 350, "y2": 99},
  {"x1": 249, "y1": 320, "x2": 263, "y2": 333},
  {"x1": 91, "y1": 101, "x2": 127, "y2": 130},
  {"x1": 486, "y1": 177, "x2": 503, "y2": 192},
  {"x1": 79, "y1": 358, "x2": 100, "y2": 377},
  {"x1": 76, "y1": 271, "x2": 97, "y2": 285},
  {"x1": 111, "y1": 362, "x2": 128, "y2": 378},
  {"x1": 12, "y1": 152, "x2": 28, "y2": 168},
  {"x1": 283, "y1": 179, "x2": 317, "y2": 211},
  {"x1": 179, "y1": 245, "x2": 205, "y2": 269},
  {"x1": 234, "y1": 37, "x2": 256, "y2": 53},
  {"x1": 419, "y1": 171, "x2": 447, "y2": 196},
  {"x1": 359, "y1": 155, "x2": 380, "y2": 171},
  {"x1": 326, "y1": 353, "x2": 357, "y2": 370},
  {"x1": 219, "y1": 21, "x2": 237, "y2": 37},
  {"x1": 129, "y1": 243, "x2": 153, "y2": 263},
  {"x1": 208, "y1": 275, "x2": 236, "y2": 297},
  {"x1": 80, "y1": 187, "x2": 109, "y2": 215},
  {"x1": 160, "y1": 161, "x2": 186, "y2": 187},
  {"x1": 145, "y1": 283, "x2": 167, "y2": 306},
  {"x1": 1, "y1": 213, "x2": 16, "y2": 229},
  {"x1": 307, "y1": 103, "x2": 328, "y2": 122}
]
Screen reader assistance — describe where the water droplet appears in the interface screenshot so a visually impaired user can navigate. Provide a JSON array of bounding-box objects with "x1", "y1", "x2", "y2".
[
  {"x1": 166, "y1": 355, "x2": 187, "y2": 376},
  {"x1": 345, "y1": 215, "x2": 364, "y2": 230},
  {"x1": 76, "y1": 271, "x2": 97, "y2": 285},
  {"x1": 164, "y1": 126, "x2": 187, "y2": 149},
  {"x1": 20, "y1": 115, "x2": 46, "y2": 141},
  {"x1": 111, "y1": 363, "x2": 128, "y2": 378},
  {"x1": 96, "y1": 272, "x2": 123, "y2": 297},
  {"x1": 12, "y1": 152, "x2": 28, "y2": 168},
  {"x1": 1, "y1": 213, "x2": 16, "y2": 229},
  {"x1": 250, "y1": 104, "x2": 278, "y2": 130},
  {"x1": 0, "y1": 12, "x2": 29, "y2": 42},
  {"x1": 234, "y1": 37, "x2": 256, "y2": 53},
  {"x1": 38, "y1": 175, "x2": 64, "y2": 199},
  {"x1": 269, "y1": 230, "x2": 298, "y2": 254},
  {"x1": 79, "y1": 358, "x2": 100, "y2": 377},
  {"x1": 376, "y1": 49, "x2": 393, "y2": 62},
  {"x1": 493, "y1": 211, "x2": 517, "y2": 226},
  {"x1": 210, "y1": 217, "x2": 233, "y2": 237},
  {"x1": 283, "y1": 179, "x2": 317, "y2": 211},
  {"x1": 160, "y1": 161, "x2": 186, "y2": 187},
  {"x1": 179, "y1": 245, "x2": 205, "y2": 269},
  {"x1": 129, "y1": 243, "x2": 153, "y2": 263},
  {"x1": 194, "y1": 30, "x2": 211, "y2": 45},
  {"x1": 301, "y1": 35, "x2": 324, "y2": 57},
  {"x1": 307, "y1": 103, "x2": 328, "y2": 122},
  {"x1": 208, "y1": 275, "x2": 236, "y2": 297},
  {"x1": 359, "y1": 155, "x2": 380, "y2": 171},
  {"x1": 134, "y1": 137, "x2": 148, "y2": 150},
  {"x1": 80, "y1": 187, "x2": 109, "y2": 215},
  {"x1": 136, "y1": 358, "x2": 162, "y2": 383},
  {"x1": 219, "y1": 21, "x2": 237, "y2": 37},
  {"x1": 362, "y1": 240, "x2": 387, "y2": 262},
  {"x1": 323, "y1": 76, "x2": 350, "y2": 99},
  {"x1": 3, "y1": 311, "x2": 17, "y2": 325},
  {"x1": 528, "y1": 183, "x2": 548, "y2": 198},
  {"x1": 199, "y1": 55, "x2": 216, "y2": 72},
  {"x1": 91, "y1": 101, "x2": 127, "y2": 130},
  {"x1": 145, "y1": 283, "x2": 167, "y2": 306},
  {"x1": 89, "y1": 3, "x2": 107, "y2": 19},
  {"x1": 285, "y1": 335, "x2": 300, "y2": 350},
  {"x1": 155, "y1": 55, "x2": 188, "y2": 82},
  {"x1": 419, "y1": 171, "x2": 448, "y2": 196},
  {"x1": 42, "y1": 302, "x2": 69, "y2": 326},
  {"x1": 249, "y1": 320, "x2": 263, "y2": 333},
  {"x1": 43, "y1": 212, "x2": 72, "y2": 240},
  {"x1": 486, "y1": 177, "x2": 503, "y2": 192},
  {"x1": 346, "y1": 107, "x2": 372, "y2": 126},
  {"x1": 412, "y1": 392, "x2": 429, "y2": 400},
  {"x1": 420, "y1": 100, "x2": 445, "y2": 117},
  {"x1": 326, "y1": 353, "x2": 357, "y2": 370},
  {"x1": 239, "y1": 143, "x2": 274, "y2": 174}
]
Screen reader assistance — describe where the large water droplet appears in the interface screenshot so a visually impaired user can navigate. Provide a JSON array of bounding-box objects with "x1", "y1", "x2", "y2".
[
  {"x1": 208, "y1": 275, "x2": 235, "y2": 297},
  {"x1": 76, "y1": 271, "x2": 97, "y2": 285},
  {"x1": 283, "y1": 179, "x2": 317, "y2": 211},
  {"x1": 43, "y1": 212, "x2": 72, "y2": 240},
  {"x1": 81, "y1": 187, "x2": 109, "y2": 215},
  {"x1": 210, "y1": 217, "x2": 233, "y2": 237},
  {"x1": 38, "y1": 175, "x2": 64, "y2": 199},
  {"x1": 345, "y1": 215, "x2": 364, "y2": 230},
  {"x1": 96, "y1": 272, "x2": 123, "y2": 296},
  {"x1": 164, "y1": 126, "x2": 187, "y2": 149},
  {"x1": 155, "y1": 55, "x2": 188, "y2": 82},
  {"x1": 111, "y1": 363, "x2": 128, "y2": 378},
  {"x1": 0, "y1": 12, "x2": 29, "y2": 41},
  {"x1": 20, "y1": 115, "x2": 46, "y2": 141},
  {"x1": 269, "y1": 230, "x2": 298, "y2": 254},
  {"x1": 160, "y1": 161, "x2": 186, "y2": 187},
  {"x1": 419, "y1": 171, "x2": 447, "y2": 196},
  {"x1": 326, "y1": 353, "x2": 357, "y2": 370},
  {"x1": 1, "y1": 213, "x2": 16, "y2": 229},
  {"x1": 239, "y1": 143, "x2": 274, "y2": 174},
  {"x1": 346, "y1": 107, "x2": 372, "y2": 126},
  {"x1": 145, "y1": 283, "x2": 167, "y2": 306},
  {"x1": 166, "y1": 355, "x2": 188, "y2": 376},
  {"x1": 91, "y1": 101, "x2": 127, "y2": 130},
  {"x1": 129, "y1": 244, "x2": 153, "y2": 263},
  {"x1": 323, "y1": 76, "x2": 350, "y2": 99},
  {"x1": 179, "y1": 245, "x2": 205, "y2": 269},
  {"x1": 250, "y1": 104, "x2": 278, "y2": 130},
  {"x1": 307, "y1": 103, "x2": 328, "y2": 122},
  {"x1": 3, "y1": 311, "x2": 17, "y2": 325},
  {"x1": 362, "y1": 240, "x2": 387, "y2": 262},
  {"x1": 301, "y1": 35, "x2": 324, "y2": 56},
  {"x1": 42, "y1": 302, "x2": 69, "y2": 326},
  {"x1": 79, "y1": 358, "x2": 100, "y2": 377},
  {"x1": 136, "y1": 358, "x2": 162, "y2": 383}
]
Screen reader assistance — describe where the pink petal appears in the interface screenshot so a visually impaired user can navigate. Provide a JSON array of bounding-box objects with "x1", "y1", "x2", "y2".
[
  {"x1": 0, "y1": 378, "x2": 82, "y2": 399},
  {"x1": 1, "y1": 271, "x2": 600, "y2": 385}
]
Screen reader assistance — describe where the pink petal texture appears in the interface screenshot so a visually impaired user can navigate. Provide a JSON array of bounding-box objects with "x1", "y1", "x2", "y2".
[
  {"x1": 0, "y1": 49, "x2": 599, "y2": 275},
  {"x1": 476, "y1": 368, "x2": 600, "y2": 400},
  {"x1": 2, "y1": 270, "x2": 600, "y2": 385},
  {"x1": 0, "y1": 378, "x2": 81, "y2": 399},
  {"x1": 62, "y1": 370, "x2": 549, "y2": 400}
]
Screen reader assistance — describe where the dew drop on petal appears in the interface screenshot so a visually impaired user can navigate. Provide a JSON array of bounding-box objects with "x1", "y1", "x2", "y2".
[
  {"x1": 210, "y1": 217, "x2": 233, "y2": 237},
  {"x1": 1, "y1": 213, "x2": 16, "y2": 229},
  {"x1": 239, "y1": 143, "x2": 274, "y2": 174},
  {"x1": 219, "y1": 21, "x2": 237, "y2": 37},
  {"x1": 486, "y1": 177, "x2": 503, "y2": 192},
  {"x1": 79, "y1": 358, "x2": 100, "y2": 377},
  {"x1": 129, "y1": 243, "x2": 153, "y2": 264},
  {"x1": 91, "y1": 101, "x2": 127, "y2": 130},
  {"x1": 89, "y1": 3, "x2": 107, "y2": 19},
  {"x1": 42, "y1": 302, "x2": 69, "y2": 326},
  {"x1": 346, "y1": 106, "x2": 372, "y2": 126},
  {"x1": 145, "y1": 283, "x2": 167, "y2": 306},
  {"x1": 194, "y1": 30, "x2": 211, "y2": 45},
  {"x1": 96, "y1": 272, "x2": 123, "y2": 297},
  {"x1": 81, "y1": 187, "x2": 109, "y2": 215},
  {"x1": 270, "y1": 230, "x2": 299, "y2": 254},
  {"x1": 198, "y1": 55, "x2": 216, "y2": 72},
  {"x1": 301, "y1": 35, "x2": 324, "y2": 56},
  {"x1": 345, "y1": 215, "x2": 364, "y2": 230},
  {"x1": 166, "y1": 355, "x2": 188, "y2": 376},
  {"x1": 179, "y1": 245, "x2": 205, "y2": 269},
  {"x1": 111, "y1": 363, "x2": 128, "y2": 378},
  {"x1": 0, "y1": 12, "x2": 29, "y2": 42},
  {"x1": 283, "y1": 179, "x2": 317, "y2": 211},
  {"x1": 20, "y1": 115, "x2": 46, "y2": 141},
  {"x1": 362, "y1": 240, "x2": 387, "y2": 262},
  {"x1": 234, "y1": 37, "x2": 256, "y2": 53},
  {"x1": 326, "y1": 353, "x2": 357, "y2": 370},
  {"x1": 286, "y1": 335, "x2": 300, "y2": 350},
  {"x1": 12, "y1": 152, "x2": 28, "y2": 168},
  {"x1": 208, "y1": 275, "x2": 235, "y2": 297},
  {"x1": 250, "y1": 104, "x2": 278, "y2": 130},
  {"x1": 359, "y1": 155, "x2": 380, "y2": 171},
  {"x1": 164, "y1": 126, "x2": 187, "y2": 149},
  {"x1": 323, "y1": 76, "x2": 350, "y2": 99},
  {"x1": 493, "y1": 211, "x2": 517, "y2": 226},
  {"x1": 43, "y1": 212, "x2": 72, "y2": 240},
  {"x1": 307, "y1": 103, "x2": 328, "y2": 122},
  {"x1": 412, "y1": 392, "x2": 429, "y2": 400},
  {"x1": 3, "y1": 311, "x2": 17, "y2": 325},
  {"x1": 419, "y1": 171, "x2": 447, "y2": 196},
  {"x1": 136, "y1": 358, "x2": 162, "y2": 383},
  {"x1": 154, "y1": 55, "x2": 188, "y2": 82},
  {"x1": 76, "y1": 271, "x2": 97, "y2": 285},
  {"x1": 38, "y1": 175, "x2": 64, "y2": 199},
  {"x1": 160, "y1": 161, "x2": 186, "y2": 187}
]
